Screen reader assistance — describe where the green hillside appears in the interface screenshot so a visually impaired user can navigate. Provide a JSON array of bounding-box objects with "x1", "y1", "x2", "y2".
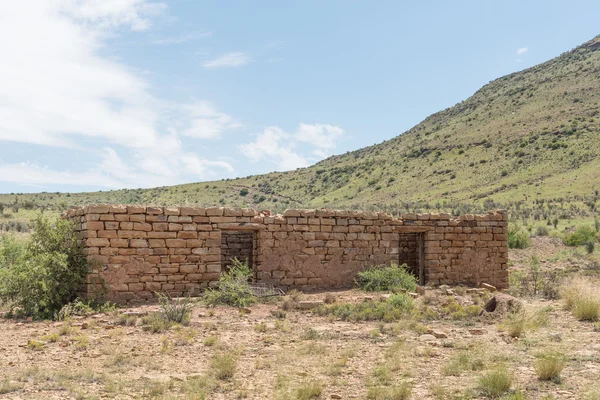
[{"x1": 2, "y1": 35, "x2": 600, "y2": 221}]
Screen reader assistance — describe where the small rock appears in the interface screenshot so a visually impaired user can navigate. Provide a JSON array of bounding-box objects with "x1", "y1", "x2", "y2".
[
  {"x1": 363, "y1": 296, "x2": 374, "y2": 302},
  {"x1": 468, "y1": 328, "x2": 486, "y2": 335},
  {"x1": 408, "y1": 292, "x2": 418, "y2": 299},
  {"x1": 297, "y1": 300, "x2": 324, "y2": 310},
  {"x1": 416, "y1": 286, "x2": 426, "y2": 295},
  {"x1": 480, "y1": 283, "x2": 497, "y2": 292},
  {"x1": 80, "y1": 322, "x2": 88, "y2": 330},
  {"x1": 104, "y1": 325, "x2": 115, "y2": 330},
  {"x1": 331, "y1": 395, "x2": 342, "y2": 399},
  {"x1": 419, "y1": 334, "x2": 437, "y2": 342},
  {"x1": 238, "y1": 307, "x2": 251, "y2": 314},
  {"x1": 427, "y1": 329, "x2": 448, "y2": 339}
]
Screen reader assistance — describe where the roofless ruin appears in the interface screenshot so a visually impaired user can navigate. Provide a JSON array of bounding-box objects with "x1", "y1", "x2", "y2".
[{"x1": 64, "y1": 205, "x2": 508, "y2": 304}]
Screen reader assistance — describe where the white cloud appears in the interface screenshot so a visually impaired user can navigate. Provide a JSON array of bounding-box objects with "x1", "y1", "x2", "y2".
[
  {"x1": 201, "y1": 52, "x2": 252, "y2": 69},
  {"x1": 239, "y1": 126, "x2": 308, "y2": 171},
  {"x1": 180, "y1": 101, "x2": 241, "y2": 139},
  {"x1": 0, "y1": 0, "x2": 236, "y2": 189},
  {"x1": 516, "y1": 47, "x2": 528, "y2": 55},
  {"x1": 239, "y1": 124, "x2": 344, "y2": 171},
  {"x1": 295, "y1": 123, "x2": 344, "y2": 151}
]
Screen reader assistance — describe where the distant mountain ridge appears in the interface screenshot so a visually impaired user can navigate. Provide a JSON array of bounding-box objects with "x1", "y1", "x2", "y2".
[{"x1": 2, "y1": 35, "x2": 600, "y2": 215}]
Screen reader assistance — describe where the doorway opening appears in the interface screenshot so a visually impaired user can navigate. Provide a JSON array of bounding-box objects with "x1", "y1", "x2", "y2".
[
  {"x1": 398, "y1": 232, "x2": 425, "y2": 285},
  {"x1": 220, "y1": 230, "x2": 257, "y2": 274}
]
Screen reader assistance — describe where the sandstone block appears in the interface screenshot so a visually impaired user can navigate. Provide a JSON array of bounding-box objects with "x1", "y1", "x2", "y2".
[
  {"x1": 134, "y1": 222, "x2": 152, "y2": 231},
  {"x1": 130, "y1": 239, "x2": 148, "y2": 248},
  {"x1": 86, "y1": 238, "x2": 110, "y2": 247},
  {"x1": 166, "y1": 239, "x2": 186, "y2": 248}
]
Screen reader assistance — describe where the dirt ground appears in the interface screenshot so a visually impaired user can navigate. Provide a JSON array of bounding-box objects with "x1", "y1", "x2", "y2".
[{"x1": 1, "y1": 237, "x2": 599, "y2": 400}]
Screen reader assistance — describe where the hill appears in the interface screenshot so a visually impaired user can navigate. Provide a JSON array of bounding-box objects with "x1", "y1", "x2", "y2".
[{"x1": 2, "y1": 35, "x2": 600, "y2": 221}]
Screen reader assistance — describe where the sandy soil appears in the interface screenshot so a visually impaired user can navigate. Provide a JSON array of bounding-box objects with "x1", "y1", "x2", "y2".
[{"x1": 0, "y1": 239, "x2": 599, "y2": 400}]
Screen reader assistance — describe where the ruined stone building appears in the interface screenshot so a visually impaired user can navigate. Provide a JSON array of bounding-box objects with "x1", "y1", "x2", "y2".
[{"x1": 64, "y1": 205, "x2": 508, "y2": 303}]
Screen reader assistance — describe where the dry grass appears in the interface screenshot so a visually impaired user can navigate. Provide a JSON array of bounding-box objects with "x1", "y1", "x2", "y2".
[
  {"x1": 535, "y1": 352, "x2": 566, "y2": 381},
  {"x1": 478, "y1": 367, "x2": 512, "y2": 398},
  {"x1": 561, "y1": 277, "x2": 600, "y2": 321}
]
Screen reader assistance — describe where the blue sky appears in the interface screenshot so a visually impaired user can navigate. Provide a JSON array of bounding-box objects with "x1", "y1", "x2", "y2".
[{"x1": 1, "y1": 0, "x2": 599, "y2": 193}]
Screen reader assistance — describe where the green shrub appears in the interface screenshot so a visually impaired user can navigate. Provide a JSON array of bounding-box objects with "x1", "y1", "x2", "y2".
[
  {"x1": 534, "y1": 353, "x2": 566, "y2": 381},
  {"x1": 508, "y1": 224, "x2": 531, "y2": 249},
  {"x1": 563, "y1": 225, "x2": 597, "y2": 246},
  {"x1": 535, "y1": 226, "x2": 550, "y2": 237},
  {"x1": 585, "y1": 240, "x2": 595, "y2": 254},
  {"x1": 478, "y1": 367, "x2": 512, "y2": 398},
  {"x1": 204, "y1": 259, "x2": 256, "y2": 307},
  {"x1": 356, "y1": 264, "x2": 417, "y2": 292},
  {"x1": 0, "y1": 216, "x2": 87, "y2": 319}
]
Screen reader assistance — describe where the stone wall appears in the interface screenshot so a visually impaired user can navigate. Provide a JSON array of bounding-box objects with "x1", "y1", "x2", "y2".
[{"x1": 64, "y1": 205, "x2": 508, "y2": 303}]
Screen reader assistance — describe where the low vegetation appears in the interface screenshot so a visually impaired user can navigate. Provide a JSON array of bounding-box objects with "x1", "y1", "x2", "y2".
[
  {"x1": 561, "y1": 277, "x2": 600, "y2": 321},
  {"x1": 534, "y1": 352, "x2": 566, "y2": 381},
  {"x1": 478, "y1": 367, "x2": 512, "y2": 398},
  {"x1": 316, "y1": 294, "x2": 414, "y2": 322},
  {"x1": 508, "y1": 223, "x2": 531, "y2": 249},
  {"x1": 203, "y1": 259, "x2": 257, "y2": 307},
  {"x1": 0, "y1": 216, "x2": 87, "y2": 319},
  {"x1": 356, "y1": 264, "x2": 417, "y2": 292}
]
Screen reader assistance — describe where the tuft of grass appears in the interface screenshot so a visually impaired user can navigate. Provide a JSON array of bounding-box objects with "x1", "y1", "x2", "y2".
[
  {"x1": 356, "y1": 263, "x2": 417, "y2": 292},
  {"x1": 173, "y1": 326, "x2": 197, "y2": 346},
  {"x1": 443, "y1": 350, "x2": 486, "y2": 376},
  {"x1": 160, "y1": 337, "x2": 173, "y2": 354},
  {"x1": 42, "y1": 332, "x2": 60, "y2": 343},
  {"x1": 478, "y1": 367, "x2": 512, "y2": 398},
  {"x1": 26, "y1": 340, "x2": 44, "y2": 351},
  {"x1": 0, "y1": 378, "x2": 23, "y2": 395},
  {"x1": 115, "y1": 314, "x2": 138, "y2": 326},
  {"x1": 534, "y1": 353, "x2": 566, "y2": 381},
  {"x1": 58, "y1": 323, "x2": 74, "y2": 336},
  {"x1": 203, "y1": 335, "x2": 218, "y2": 346},
  {"x1": 295, "y1": 380, "x2": 323, "y2": 400},
  {"x1": 141, "y1": 312, "x2": 173, "y2": 333},
  {"x1": 301, "y1": 327, "x2": 321, "y2": 340},
  {"x1": 561, "y1": 278, "x2": 600, "y2": 321},
  {"x1": 254, "y1": 322, "x2": 268, "y2": 333},
  {"x1": 366, "y1": 382, "x2": 412, "y2": 400},
  {"x1": 210, "y1": 350, "x2": 237, "y2": 380},
  {"x1": 73, "y1": 334, "x2": 90, "y2": 350}
]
